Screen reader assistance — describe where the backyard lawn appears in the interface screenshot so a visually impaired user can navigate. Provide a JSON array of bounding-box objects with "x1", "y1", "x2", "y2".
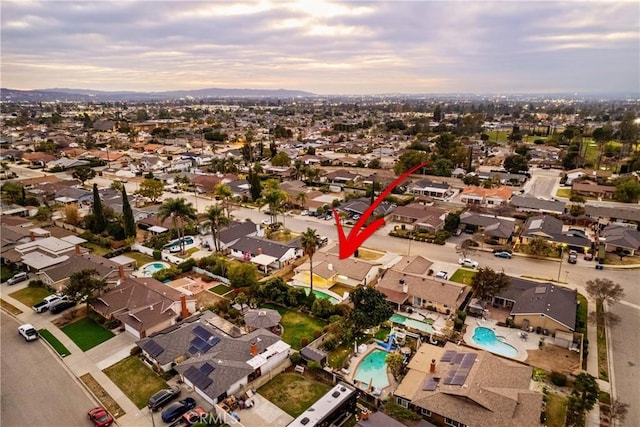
[
  {"x1": 9, "y1": 286, "x2": 54, "y2": 307},
  {"x1": 210, "y1": 284, "x2": 231, "y2": 295},
  {"x1": 61, "y1": 317, "x2": 114, "y2": 351},
  {"x1": 263, "y1": 303, "x2": 327, "y2": 350},
  {"x1": 258, "y1": 372, "x2": 332, "y2": 418},
  {"x1": 545, "y1": 393, "x2": 568, "y2": 427},
  {"x1": 449, "y1": 269, "x2": 476, "y2": 285},
  {"x1": 103, "y1": 356, "x2": 169, "y2": 409},
  {"x1": 81, "y1": 242, "x2": 111, "y2": 256},
  {"x1": 121, "y1": 251, "x2": 156, "y2": 267},
  {"x1": 328, "y1": 343, "x2": 353, "y2": 369}
]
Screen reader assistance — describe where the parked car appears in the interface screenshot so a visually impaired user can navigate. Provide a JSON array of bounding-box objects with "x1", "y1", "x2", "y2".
[
  {"x1": 568, "y1": 250, "x2": 578, "y2": 264},
  {"x1": 300, "y1": 210, "x2": 310, "y2": 216},
  {"x1": 453, "y1": 229, "x2": 462, "y2": 236},
  {"x1": 18, "y1": 324, "x2": 39, "y2": 342},
  {"x1": 435, "y1": 271, "x2": 449, "y2": 280},
  {"x1": 32, "y1": 294, "x2": 67, "y2": 313},
  {"x1": 584, "y1": 252, "x2": 594, "y2": 261},
  {"x1": 494, "y1": 251, "x2": 512, "y2": 259},
  {"x1": 261, "y1": 219, "x2": 272, "y2": 225},
  {"x1": 148, "y1": 385, "x2": 181, "y2": 411},
  {"x1": 459, "y1": 258, "x2": 479, "y2": 268},
  {"x1": 88, "y1": 406, "x2": 114, "y2": 427},
  {"x1": 161, "y1": 398, "x2": 197, "y2": 423},
  {"x1": 49, "y1": 299, "x2": 77, "y2": 314},
  {"x1": 182, "y1": 407, "x2": 209, "y2": 426},
  {"x1": 7, "y1": 271, "x2": 28, "y2": 285}
]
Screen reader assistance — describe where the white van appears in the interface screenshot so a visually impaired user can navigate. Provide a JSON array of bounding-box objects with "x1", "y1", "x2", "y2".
[{"x1": 7, "y1": 272, "x2": 28, "y2": 285}]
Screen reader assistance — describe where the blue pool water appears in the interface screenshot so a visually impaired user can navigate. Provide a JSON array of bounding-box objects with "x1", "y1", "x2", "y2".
[
  {"x1": 141, "y1": 262, "x2": 170, "y2": 277},
  {"x1": 389, "y1": 313, "x2": 434, "y2": 334},
  {"x1": 472, "y1": 326, "x2": 518, "y2": 358},
  {"x1": 163, "y1": 236, "x2": 196, "y2": 252},
  {"x1": 354, "y1": 350, "x2": 389, "y2": 390},
  {"x1": 297, "y1": 287, "x2": 340, "y2": 304}
]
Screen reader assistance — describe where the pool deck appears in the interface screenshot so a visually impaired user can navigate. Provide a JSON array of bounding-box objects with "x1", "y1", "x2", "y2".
[
  {"x1": 344, "y1": 344, "x2": 398, "y2": 400},
  {"x1": 463, "y1": 319, "x2": 541, "y2": 362}
]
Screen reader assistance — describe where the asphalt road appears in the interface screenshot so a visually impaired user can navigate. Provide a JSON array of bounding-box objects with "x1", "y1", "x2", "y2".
[
  {"x1": 523, "y1": 168, "x2": 561, "y2": 198},
  {"x1": 0, "y1": 311, "x2": 96, "y2": 427}
]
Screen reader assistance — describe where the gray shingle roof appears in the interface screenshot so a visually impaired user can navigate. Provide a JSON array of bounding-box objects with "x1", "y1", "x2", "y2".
[
  {"x1": 219, "y1": 221, "x2": 258, "y2": 244},
  {"x1": 510, "y1": 194, "x2": 566, "y2": 213},
  {"x1": 229, "y1": 236, "x2": 295, "y2": 259}
]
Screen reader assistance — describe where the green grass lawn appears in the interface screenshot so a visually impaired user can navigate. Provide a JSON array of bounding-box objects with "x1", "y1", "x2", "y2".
[
  {"x1": 263, "y1": 303, "x2": 327, "y2": 350},
  {"x1": 39, "y1": 329, "x2": 71, "y2": 357},
  {"x1": 61, "y1": 317, "x2": 115, "y2": 351},
  {"x1": 82, "y1": 242, "x2": 111, "y2": 256},
  {"x1": 258, "y1": 372, "x2": 332, "y2": 418},
  {"x1": 576, "y1": 293, "x2": 588, "y2": 335},
  {"x1": 328, "y1": 343, "x2": 353, "y2": 369},
  {"x1": 449, "y1": 269, "x2": 476, "y2": 285},
  {"x1": 103, "y1": 356, "x2": 168, "y2": 409},
  {"x1": 210, "y1": 284, "x2": 231, "y2": 295},
  {"x1": 596, "y1": 301, "x2": 609, "y2": 381},
  {"x1": 122, "y1": 251, "x2": 156, "y2": 267},
  {"x1": 1, "y1": 266, "x2": 14, "y2": 282},
  {"x1": 545, "y1": 393, "x2": 568, "y2": 427},
  {"x1": 9, "y1": 287, "x2": 54, "y2": 307},
  {"x1": 555, "y1": 188, "x2": 572, "y2": 198}
]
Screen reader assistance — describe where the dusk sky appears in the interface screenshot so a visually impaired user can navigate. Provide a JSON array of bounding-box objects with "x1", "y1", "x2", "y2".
[{"x1": 2, "y1": 0, "x2": 639, "y2": 95}]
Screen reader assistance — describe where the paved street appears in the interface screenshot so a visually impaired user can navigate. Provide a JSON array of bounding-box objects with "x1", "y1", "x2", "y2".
[
  {"x1": 0, "y1": 311, "x2": 96, "y2": 427},
  {"x1": 522, "y1": 168, "x2": 561, "y2": 198}
]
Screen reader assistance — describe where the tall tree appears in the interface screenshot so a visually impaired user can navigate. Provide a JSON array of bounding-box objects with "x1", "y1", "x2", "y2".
[
  {"x1": 248, "y1": 167, "x2": 262, "y2": 202},
  {"x1": 214, "y1": 183, "x2": 233, "y2": 218},
  {"x1": 205, "y1": 205, "x2": 230, "y2": 252},
  {"x1": 295, "y1": 192, "x2": 307, "y2": 208},
  {"x1": 158, "y1": 198, "x2": 197, "y2": 255},
  {"x1": 301, "y1": 228, "x2": 321, "y2": 294},
  {"x1": 63, "y1": 268, "x2": 108, "y2": 313},
  {"x1": 566, "y1": 373, "x2": 599, "y2": 427},
  {"x1": 228, "y1": 263, "x2": 258, "y2": 289},
  {"x1": 121, "y1": 187, "x2": 136, "y2": 239},
  {"x1": 137, "y1": 178, "x2": 164, "y2": 203},
  {"x1": 470, "y1": 267, "x2": 511, "y2": 299},
  {"x1": 503, "y1": 154, "x2": 529, "y2": 173},
  {"x1": 348, "y1": 286, "x2": 393, "y2": 331},
  {"x1": 260, "y1": 187, "x2": 286, "y2": 225},
  {"x1": 91, "y1": 183, "x2": 107, "y2": 234},
  {"x1": 71, "y1": 166, "x2": 96, "y2": 185},
  {"x1": 586, "y1": 278, "x2": 625, "y2": 307}
]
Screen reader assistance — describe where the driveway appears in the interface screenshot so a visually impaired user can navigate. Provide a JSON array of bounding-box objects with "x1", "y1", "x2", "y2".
[{"x1": 233, "y1": 393, "x2": 293, "y2": 427}]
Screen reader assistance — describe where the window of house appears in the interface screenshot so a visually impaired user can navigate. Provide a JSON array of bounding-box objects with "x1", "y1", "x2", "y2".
[
  {"x1": 445, "y1": 417, "x2": 467, "y2": 427},
  {"x1": 397, "y1": 398, "x2": 409, "y2": 408},
  {"x1": 421, "y1": 408, "x2": 432, "y2": 416}
]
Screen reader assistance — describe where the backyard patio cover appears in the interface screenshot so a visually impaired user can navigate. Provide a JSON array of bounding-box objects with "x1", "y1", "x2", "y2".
[
  {"x1": 148, "y1": 225, "x2": 168, "y2": 234},
  {"x1": 251, "y1": 253, "x2": 277, "y2": 267}
]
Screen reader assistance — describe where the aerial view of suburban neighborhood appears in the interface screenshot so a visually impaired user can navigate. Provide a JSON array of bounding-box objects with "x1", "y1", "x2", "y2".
[{"x1": 1, "y1": 2, "x2": 638, "y2": 427}]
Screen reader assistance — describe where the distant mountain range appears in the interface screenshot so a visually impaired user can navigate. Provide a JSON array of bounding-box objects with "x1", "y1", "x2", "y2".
[{"x1": 0, "y1": 87, "x2": 316, "y2": 102}]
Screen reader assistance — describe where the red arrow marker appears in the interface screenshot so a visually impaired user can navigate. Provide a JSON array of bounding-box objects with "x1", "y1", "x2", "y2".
[{"x1": 333, "y1": 162, "x2": 429, "y2": 259}]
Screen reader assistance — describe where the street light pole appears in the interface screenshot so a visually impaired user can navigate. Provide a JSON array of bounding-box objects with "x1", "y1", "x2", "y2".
[{"x1": 557, "y1": 245, "x2": 564, "y2": 282}]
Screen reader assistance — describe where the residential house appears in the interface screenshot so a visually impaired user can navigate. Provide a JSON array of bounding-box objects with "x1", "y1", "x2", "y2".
[
  {"x1": 407, "y1": 179, "x2": 451, "y2": 200},
  {"x1": 600, "y1": 224, "x2": 640, "y2": 256},
  {"x1": 390, "y1": 204, "x2": 447, "y2": 234},
  {"x1": 137, "y1": 311, "x2": 290, "y2": 405},
  {"x1": 339, "y1": 197, "x2": 396, "y2": 218},
  {"x1": 46, "y1": 157, "x2": 91, "y2": 170},
  {"x1": 486, "y1": 278, "x2": 577, "y2": 334},
  {"x1": 0, "y1": 222, "x2": 48, "y2": 265},
  {"x1": 226, "y1": 179, "x2": 250, "y2": 199},
  {"x1": 229, "y1": 236, "x2": 302, "y2": 271},
  {"x1": 394, "y1": 342, "x2": 542, "y2": 427},
  {"x1": 91, "y1": 277, "x2": 197, "y2": 339},
  {"x1": 510, "y1": 194, "x2": 566, "y2": 215},
  {"x1": 323, "y1": 169, "x2": 362, "y2": 185},
  {"x1": 584, "y1": 203, "x2": 640, "y2": 226},
  {"x1": 15, "y1": 235, "x2": 86, "y2": 272},
  {"x1": 477, "y1": 171, "x2": 528, "y2": 186},
  {"x1": 459, "y1": 213, "x2": 516, "y2": 244},
  {"x1": 376, "y1": 268, "x2": 470, "y2": 315},
  {"x1": 37, "y1": 252, "x2": 131, "y2": 291},
  {"x1": 139, "y1": 155, "x2": 167, "y2": 172},
  {"x1": 459, "y1": 186, "x2": 512, "y2": 206},
  {"x1": 202, "y1": 221, "x2": 259, "y2": 251},
  {"x1": 292, "y1": 250, "x2": 382, "y2": 290},
  {"x1": 571, "y1": 181, "x2": 616, "y2": 199},
  {"x1": 22, "y1": 152, "x2": 56, "y2": 167},
  {"x1": 519, "y1": 215, "x2": 591, "y2": 251}
]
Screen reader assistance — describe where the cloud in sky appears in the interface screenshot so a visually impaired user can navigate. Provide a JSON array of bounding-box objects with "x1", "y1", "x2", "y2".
[{"x1": 1, "y1": 0, "x2": 638, "y2": 95}]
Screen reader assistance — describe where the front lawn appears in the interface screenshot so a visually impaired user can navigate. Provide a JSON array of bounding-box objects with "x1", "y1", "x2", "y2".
[
  {"x1": 596, "y1": 301, "x2": 608, "y2": 381},
  {"x1": 39, "y1": 329, "x2": 71, "y2": 357},
  {"x1": 103, "y1": 356, "x2": 169, "y2": 409},
  {"x1": 9, "y1": 286, "x2": 54, "y2": 307},
  {"x1": 61, "y1": 317, "x2": 115, "y2": 351},
  {"x1": 545, "y1": 393, "x2": 568, "y2": 427},
  {"x1": 555, "y1": 188, "x2": 572, "y2": 198},
  {"x1": 356, "y1": 247, "x2": 384, "y2": 261},
  {"x1": 263, "y1": 303, "x2": 327, "y2": 350},
  {"x1": 210, "y1": 284, "x2": 231, "y2": 295},
  {"x1": 258, "y1": 372, "x2": 332, "y2": 418},
  {"x1": 449, "y1": 269, "x2": 476, "y2": 285}
]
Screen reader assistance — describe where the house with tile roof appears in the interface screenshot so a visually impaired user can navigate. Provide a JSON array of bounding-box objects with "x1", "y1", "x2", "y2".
[
  {"x1": 292, "y1": 250, "x2": 383, "y2": 289},
  {"x1": 137, "y1": 311, "x2": 290, "y2": 405},
  {"x1": 390, "y1": 204, "x2": 447, "y2": 234},
  {"x1": 571, "y1": 181, "x2": 616, "y2": 199},
  {"x1": 91, "y1": 277, "x2": 196, "y2": 338},
  {"x1": 394, "y1": 342, "x2": 542, "y2": 427},
  {"x1": 459, "y1": 186, "x2": 512, "y2": 206}
]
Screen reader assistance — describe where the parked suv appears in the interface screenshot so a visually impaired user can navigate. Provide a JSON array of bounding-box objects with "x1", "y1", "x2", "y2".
[
  {"x1": 568, "y1": 250, "x2": 578, "y2": 264},
  {"x1": 7, "y1": 272, "x2": 28, "y2": 285},
  {"x1": 148, "y1": 385, "x2": 181, "y2": 412}
]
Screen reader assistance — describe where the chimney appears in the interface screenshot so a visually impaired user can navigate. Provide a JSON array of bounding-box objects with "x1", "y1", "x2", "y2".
[
  {"x1": 327, "y1": 263, "x2": 333, "y2": 271},
  {"x1": 75, "y1": 244, "x2": 81, "y2": 254},
  {"x1": 430, "y1": 359, "x2": 436, "y2": 373},
  {"x1": 30, "y1": 231, "x2": 35, "y2": 241},
  {"x1": 257, "y1": 248, "x2": 263, "y2": 255},
  {"x1": 250, "y1": 342, "x2": 258, "y2": 357},
  {"x1": 118, "y1": 265, "x2": 125, "y2": 279},
  {"x1": 180, "y1": 295, "x2": 189, "y2": 318}
]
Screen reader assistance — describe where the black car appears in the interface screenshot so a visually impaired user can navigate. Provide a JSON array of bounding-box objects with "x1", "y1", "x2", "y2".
[
  {"x1": 148, "y1": 386, "x2": 181, "y2": 412},
  {"x1": 161, "y1": 398, "x2": 197, "y2": 423},
  {"x1": 49, "y1": 299, "x2": 77, "y2": 314}
]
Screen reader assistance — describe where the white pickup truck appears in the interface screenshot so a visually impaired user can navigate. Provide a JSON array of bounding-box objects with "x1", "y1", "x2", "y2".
[
  {"x1": 32, "y1": 294, "x2": 67, "y2": 313},
  {"x1": 18, "y1": 324, "x2": 39, "y2": 341}
]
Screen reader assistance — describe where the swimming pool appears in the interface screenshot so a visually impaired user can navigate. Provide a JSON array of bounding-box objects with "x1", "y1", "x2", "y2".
[
  {"x1": 353, "y1": 350, "x2": 389, "y2": 390},
  {"x1": 389, "y1": 313, "x2": 434, "y2": 334},
  {"x1": 295, "y1": 286, "x2": 340, "y2": 304},
  {"x1": 140, "y1": 262, "x2": 170, "y2": 277},
  {"x1": 163, "y1": 236, "x2": 196, "y2": 253},
  {"x1": 471, "y1": 326, "x2": 518, "y2": 358}
]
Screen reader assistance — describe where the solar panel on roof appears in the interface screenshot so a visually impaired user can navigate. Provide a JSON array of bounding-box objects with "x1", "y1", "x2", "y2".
[
  {"x1": 144, "y1": 340, "x2": 164, "y2": 357},
  {"x1": 200, "y1": 363, "x2": 215, "y2": 375},
  {"x1": 193, "y1": 374, "x2": 213, "y2": 390},
  {"x1": 444, "y1": 374, "x2": 455, "y2": 385},
  {"x1": 193, "y1": 325, "x2": 213, "y2": 341},
  {"x1": 440, "y1": 350, "x2": 456, "y2": 362},
  {"x1": 451, "y1": 375, "x2": 466, "y2": 386},
  {"x1": 461, "y1": 353, "x2": 477, "y2": 367},
  {"x1": 188, "y1": 346, "x2": 199, "y2": 354},
  {"x1": 208, "y1": 337, "x2": 221, "y2": 347},
  {"x1": 423, "y1": 378, "x2": 437, "y2": 391},
  {"x1": 189, "y1": 336, "x2": 212, "y2": 354},
  {"x1": 451, "y1": 353, "x2": 465, "y2": 364}
]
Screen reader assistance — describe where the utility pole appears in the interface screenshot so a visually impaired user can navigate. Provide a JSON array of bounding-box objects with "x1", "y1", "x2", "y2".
[{"x1": 557, "y1": 245, "x2": 564, "y2": 282}]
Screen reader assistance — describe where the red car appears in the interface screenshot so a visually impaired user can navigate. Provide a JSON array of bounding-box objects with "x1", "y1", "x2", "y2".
[{"x1": 88, "y1": 406, "x2": 113, "y2": 427}]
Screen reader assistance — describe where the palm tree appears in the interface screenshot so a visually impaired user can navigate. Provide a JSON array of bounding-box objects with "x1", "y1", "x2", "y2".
[
  {"x1": 214, "y1": 183, "x2": 233, "y2": 218},
  {"x1": 158, "y1": 198, "x2": 197, "y2": 255},
  {"x1": 260, "y1": 188, "x2": 286, "y2": 225},
  {"x1": 295, "y1": 192, "x2": 307, "y2": 209},
  {"x1": 301, "y1": 228, "x2": 321, "y2": 295},
  {"x1": 205, "y1": 205, "x2": 230, "y2": 252}
]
